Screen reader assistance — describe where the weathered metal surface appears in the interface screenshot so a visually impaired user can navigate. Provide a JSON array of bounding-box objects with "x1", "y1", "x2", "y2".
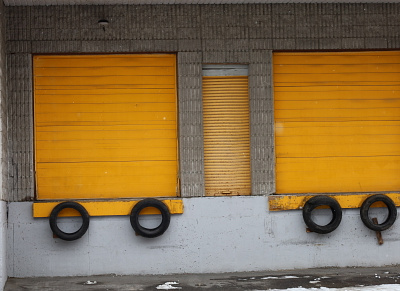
[
  {"x1": 33, "y1": 199, "x2": 184, "y2": 217},
  {"x1": 269, "y1": 193, "x2": 400, "y2": 211}
]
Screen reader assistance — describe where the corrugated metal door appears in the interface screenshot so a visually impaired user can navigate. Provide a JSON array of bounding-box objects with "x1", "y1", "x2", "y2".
[
  {"x1": 202, "y1": 65, "x2": 251, "y2": 196},
  {"x1": 274, "y1": 51, "x2": 400, "y2": 194},
  {"x1": 34, "y1": 54, "x2": 178, "y2": 199}
]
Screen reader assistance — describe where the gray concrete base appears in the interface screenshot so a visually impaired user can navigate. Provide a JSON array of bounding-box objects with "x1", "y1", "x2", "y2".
[{"x1": 6, "y1": 197, "x2": 400, "y2": 278}]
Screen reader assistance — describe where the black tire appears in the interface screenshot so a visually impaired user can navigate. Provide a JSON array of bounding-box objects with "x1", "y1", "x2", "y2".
[
  {"x1": 302, "y1": 196, "x2": 342, "y2": 234},
  {"x1": 49, "y1": 202, "x2": 90, "y2": 241},
  {"x1": 130, "y1": 198, "x2": 171, "y2": 238},
  {"x1": 360, "y1": 194, "x2": 397, "y2": 231}
]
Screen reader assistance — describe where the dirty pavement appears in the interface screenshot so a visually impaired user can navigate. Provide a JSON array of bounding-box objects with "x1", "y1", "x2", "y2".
[{"x1": 5, "y1": 265, "x2": 400, "y2": 291}]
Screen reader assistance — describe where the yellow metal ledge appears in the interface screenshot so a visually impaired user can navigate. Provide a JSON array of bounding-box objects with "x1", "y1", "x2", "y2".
[
  {"x1": 269, "y1": 193, "x2": 400, "y2": 211},
  {"x1": 33, "y1": 199, "x2": 184, "y2": 218}
]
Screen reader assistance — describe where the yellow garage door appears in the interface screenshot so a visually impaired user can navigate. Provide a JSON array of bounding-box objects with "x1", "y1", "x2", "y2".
[
  {"x1": 274, "y1": 51, "x2": 400, "y2": 194},
  {"x1": 202, "y1": 65, "x2": 251, "y2": 196},
  {"x1": 34, "y1": 54, "x2": 178, "y2": 200}
]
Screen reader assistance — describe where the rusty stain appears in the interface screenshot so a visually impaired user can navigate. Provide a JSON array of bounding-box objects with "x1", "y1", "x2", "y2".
[{"x1": 372, "y1": 217, "x2": 384, "y2": 245}]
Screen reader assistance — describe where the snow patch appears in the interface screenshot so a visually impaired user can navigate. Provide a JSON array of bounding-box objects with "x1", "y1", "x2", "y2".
[
  {"x1": 83, "y1": 280, "x2": 97, "y2": 285},
  {"x1": 256, "y1": 284, "x2": 400, "y2": 291},
  {"x1": 156, "y1": 281, "x2": 182, "y2": 290},
  {"x1": 309, "y1": 280, "x2": 321, "y2": 284},
  {"x1": 261, "y1": 276, "x2": 300, "y2": 280}
]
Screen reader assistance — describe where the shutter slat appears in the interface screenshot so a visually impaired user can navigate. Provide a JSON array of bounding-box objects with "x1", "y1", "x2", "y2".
[{"x1": 203, "y1": 76, "x2": 251, "y2": 196}]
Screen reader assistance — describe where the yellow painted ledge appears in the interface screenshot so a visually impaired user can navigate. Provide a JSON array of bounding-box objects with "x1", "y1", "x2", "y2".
[
  {"x1": 269, "y1": 193, "x2": 400, "y2": 211},
  {"x1": 33, "y1": 199, "x2": 184, "y2": 218}
]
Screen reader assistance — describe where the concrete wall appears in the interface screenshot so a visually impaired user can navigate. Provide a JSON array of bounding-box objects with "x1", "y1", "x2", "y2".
[
  {"x1": 7, "y1": 199, "x2": 400, "y2": 277},
  {"x1": 4, "y1": 3, "x2": 400, "y2": 278}
]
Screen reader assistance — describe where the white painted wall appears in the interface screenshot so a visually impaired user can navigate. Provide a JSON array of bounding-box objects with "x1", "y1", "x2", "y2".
[
  {"x1": 0, "y1": 202, "x2": 7, "y2": 289},
  {"x1": 7, "y1": 197, "x2": 400, "y2": 277}
]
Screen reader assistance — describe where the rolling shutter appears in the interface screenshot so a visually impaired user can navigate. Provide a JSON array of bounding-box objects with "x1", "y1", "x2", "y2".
[
  {"x1": 202, "y1": 65, "x2": 251, "y2": 196},
  {"x1": 34, "y1": 54, "x2": 178, "y2": 199},
  {"x1": 274, "y1": 51, "x2": 400, "y2": 194}
]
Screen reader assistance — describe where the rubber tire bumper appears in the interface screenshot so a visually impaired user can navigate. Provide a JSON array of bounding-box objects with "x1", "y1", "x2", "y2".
[
  {"x1": 302, "y1": 195, "x2": 342, "y2": 234},
  {"x1": 49, "y1": 201, "x2": 90, "y2": 241},
  {"x1": 130, "y1": 198, "x2": 171, "y2": 238},
  {"x1": 360, "y1": 194, "x2": 397, "y2": 231}
]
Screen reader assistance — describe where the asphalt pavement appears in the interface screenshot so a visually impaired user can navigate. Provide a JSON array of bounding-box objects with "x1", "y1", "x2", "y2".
[{"x1": 5, "y1": 265, "x2": 400, "y2": 291}]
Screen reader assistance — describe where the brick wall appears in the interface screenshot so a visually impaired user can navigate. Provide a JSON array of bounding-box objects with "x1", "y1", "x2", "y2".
[
  {"x1": 5, "y1": 3, "x2": 400, "y2": 201},
  {"x1": 0, "y1": 1, "x2": 8, "y2": 202}
]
